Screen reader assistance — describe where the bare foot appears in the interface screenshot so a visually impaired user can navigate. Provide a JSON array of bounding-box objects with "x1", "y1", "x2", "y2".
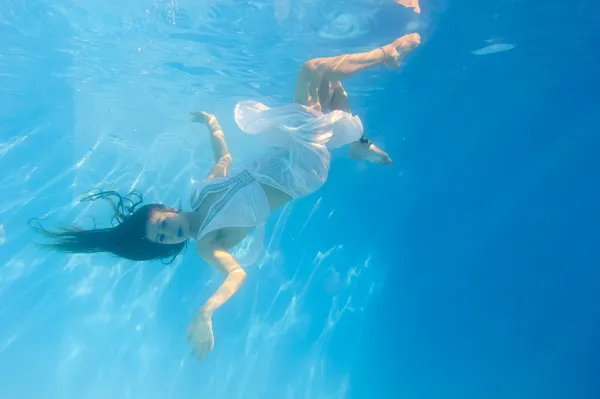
[
  {"x1": 394, "y1": 0, "x2": 421, "y2": 14},
  {"x1": 349, "y1": 140, "x2": 392, "y2": 167},
  {"x1": 382, "y1": 33, "x2": 421, "y2": 69}
]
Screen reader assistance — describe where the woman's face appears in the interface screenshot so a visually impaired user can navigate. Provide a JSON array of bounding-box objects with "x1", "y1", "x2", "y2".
[{"x1": 146, "y1": 208, "x2": 188, "y2": 244}]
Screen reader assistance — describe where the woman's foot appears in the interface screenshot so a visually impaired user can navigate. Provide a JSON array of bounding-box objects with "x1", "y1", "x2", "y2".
[
  {"x1": 350, "y1": 140, "x2": 392, "y2": 167},
  {"x1": 382, "y1": 33, "x2": 421, "y2": 69},
  {"x1": 395, "y1": 0, "x2": 421, "y2": 14}
]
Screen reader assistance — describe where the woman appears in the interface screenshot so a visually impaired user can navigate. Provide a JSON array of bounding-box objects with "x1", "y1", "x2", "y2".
[{"x1": 34, "y1": 33, "x2": 420, "y2": 360}]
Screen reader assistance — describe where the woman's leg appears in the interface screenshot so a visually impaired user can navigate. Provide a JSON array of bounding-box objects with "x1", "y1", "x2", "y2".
[
  {"x1": 190, "y1": 111, "x2": 233, "y2": 179},
  {"x1": 293, "y1": 33, "x2": 420, "y2": 111},
  {"x1": 329, "y1": 82, "x2": 393, "y2": 166},
  {"x1": 292, "y1": 34, "x2": 420, "y2": 166},
  {"x1": 328, "y1": 81, "x2": 350, "y2": 112}
]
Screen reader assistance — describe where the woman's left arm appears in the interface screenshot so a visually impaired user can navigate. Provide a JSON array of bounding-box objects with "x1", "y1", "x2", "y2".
[{"x1": 190, "y1": 111, "x2": 232, "y2": 179}]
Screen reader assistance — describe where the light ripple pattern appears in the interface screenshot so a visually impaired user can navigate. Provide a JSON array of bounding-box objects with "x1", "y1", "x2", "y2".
[{"x1": 0, "y1": 0, "x2": 415, "y2": 397}]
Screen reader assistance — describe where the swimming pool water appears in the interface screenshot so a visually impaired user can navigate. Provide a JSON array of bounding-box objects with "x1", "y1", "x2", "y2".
[{"x1": 1, "y1": 0, "x2": 599, "y2": 398}]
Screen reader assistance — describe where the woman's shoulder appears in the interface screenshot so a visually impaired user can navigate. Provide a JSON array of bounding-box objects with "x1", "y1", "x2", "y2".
[{"x1": 188, "y1": 167, "x2": 254, "y2": 210}]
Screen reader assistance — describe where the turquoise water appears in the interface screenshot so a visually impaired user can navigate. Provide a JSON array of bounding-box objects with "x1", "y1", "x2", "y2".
[{"x1": 1, "y1": 0, "x2": 599, "y2": 398}]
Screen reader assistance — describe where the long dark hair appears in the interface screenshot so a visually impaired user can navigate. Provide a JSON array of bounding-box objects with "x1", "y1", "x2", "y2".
[{"x1": 30, "y1": 189, "x2": 186, "y2": 264}]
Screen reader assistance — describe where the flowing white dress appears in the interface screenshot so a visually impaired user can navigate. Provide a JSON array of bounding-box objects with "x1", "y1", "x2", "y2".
[{"x1": 189, "y1": 100, "x2": 364, "y2": 263}]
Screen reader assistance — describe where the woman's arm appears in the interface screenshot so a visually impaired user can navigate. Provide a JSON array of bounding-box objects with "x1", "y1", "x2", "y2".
[
  {"x1": 197, "y1": 245, "x2": 247, "y2": 316},
  {"x1": 186, "y1": 238, "x2": 247, "y2": 360},
  {"x1": 190, "y1": 111, "x2": 232, "y2": 179}
]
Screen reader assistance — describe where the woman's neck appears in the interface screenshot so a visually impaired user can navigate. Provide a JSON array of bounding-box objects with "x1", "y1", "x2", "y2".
[{"x1": 181, "y1": 211, "x2": 203, "y2": 239}]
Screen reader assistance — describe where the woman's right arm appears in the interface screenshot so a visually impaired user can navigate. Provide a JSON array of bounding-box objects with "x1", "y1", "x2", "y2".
[
  {"x1": 196, "y1": 244, "x2": 247, "y2": 316},
  {"x1": 186, "y1": 238, "x2": 247, "y2": 360}
]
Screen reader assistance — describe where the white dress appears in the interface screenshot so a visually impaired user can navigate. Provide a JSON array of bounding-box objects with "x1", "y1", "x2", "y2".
[{"x1": 189, "y1": 100, "x2": 364, "y2": 263}]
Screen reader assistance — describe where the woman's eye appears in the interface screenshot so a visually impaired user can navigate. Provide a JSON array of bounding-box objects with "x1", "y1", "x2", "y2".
[{"x1": 160, "y1": 220, "x2": 167, "y2": 228}]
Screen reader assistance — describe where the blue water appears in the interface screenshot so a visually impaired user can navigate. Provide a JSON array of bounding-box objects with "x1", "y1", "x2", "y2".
[{"x1": 1, "y1": 0, "x2": 599, "y2": 398}]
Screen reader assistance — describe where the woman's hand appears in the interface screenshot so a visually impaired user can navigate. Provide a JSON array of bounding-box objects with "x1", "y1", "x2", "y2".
[
  {"x1": 188, "y1": 247, "x2": 247, "y2": 360},
  {"x1": 189, "y1": 111, "x2": 214, "y2": 124},
  {"x1": 186, "y1": 310, "x2": 215, "y2": 361}
]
